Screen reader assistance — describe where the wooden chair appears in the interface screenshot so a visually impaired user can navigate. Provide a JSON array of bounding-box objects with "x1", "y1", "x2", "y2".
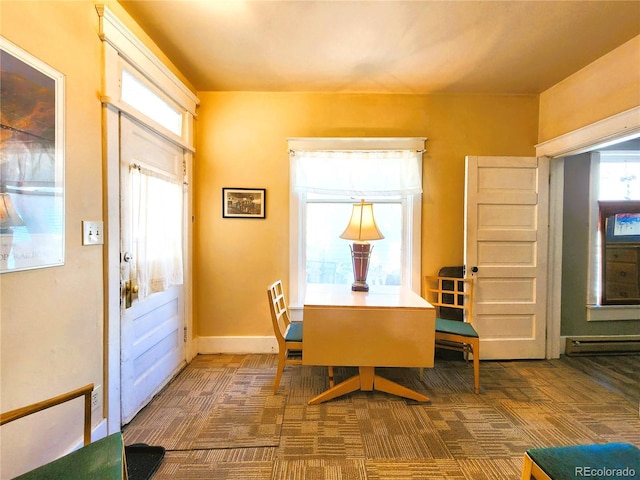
[
  {"x1": 268, "y1": 280, "x2": 334, "y2": 393},
  {"x1": 1, "y1": 384, "x2": 129, "y2": 479},
  {"x1": 1, "y1": 384, "x2": 94, "y2": 446},
  {"x1": 423, "y1": 275, "x2": 480, "y2": 394}
]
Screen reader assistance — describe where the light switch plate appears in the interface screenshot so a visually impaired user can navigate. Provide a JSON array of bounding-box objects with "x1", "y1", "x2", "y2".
[{"x1": 82, "y1": 221, "x2": 104, "y2": 245}]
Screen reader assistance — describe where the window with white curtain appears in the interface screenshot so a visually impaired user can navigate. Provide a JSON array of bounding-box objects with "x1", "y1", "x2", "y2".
[
  {"x1": 288, "y1": 138, "x2": 425, "y2": 310},
  {"x1": 130, "y1": 164, "x2": 184, "y2": 299}
]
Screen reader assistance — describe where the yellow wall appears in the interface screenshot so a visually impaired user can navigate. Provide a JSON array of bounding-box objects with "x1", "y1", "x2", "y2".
[
  {"x1": 0, "y1": 1, "x2": 634, "y2": 477},
  {"x1": 194, "y1": 92, "x2": 538, "y2": 337},
  {"x1": 539, "y1": 35, "x2": 640, "y2": 142},
  {"x1": 0, "y1": 1, "x2": 192, "y2": 478},
  {"x1": 0, "y1": 2, "x2": 104, "y2": 477}
]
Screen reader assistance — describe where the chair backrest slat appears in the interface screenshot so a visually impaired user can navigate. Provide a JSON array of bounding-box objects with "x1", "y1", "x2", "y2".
[
  {"x1": 268, "y1": 280, "x2": 291, "y2": 344},
  {"x1": 424, "y1": 275, "x2": 474, "y2": 324}
]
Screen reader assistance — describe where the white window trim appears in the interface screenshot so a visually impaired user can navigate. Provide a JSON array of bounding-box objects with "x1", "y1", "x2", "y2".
[
  {"x1": 288, "y1": 138, "x2": 425, "y2": 317},
  {"x1": 587, "y1": 151, "x2": 601, "y2": 307},
  {"x1": 586, "y1": 150, "x2": 640, "y2": 321},
  {"x1": 97, "y1": 4, "x2": 198, "y2": 151}
]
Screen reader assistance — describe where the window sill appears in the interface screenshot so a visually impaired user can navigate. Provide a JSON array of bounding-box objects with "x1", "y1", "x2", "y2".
[{"x1": 586, "y1": 304, "x2": 640, "y2": 321}]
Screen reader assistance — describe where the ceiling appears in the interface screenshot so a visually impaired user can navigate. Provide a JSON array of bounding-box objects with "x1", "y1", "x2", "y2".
[{"x1": 119, "y1": 0, "x2": 640, "y2": 95}]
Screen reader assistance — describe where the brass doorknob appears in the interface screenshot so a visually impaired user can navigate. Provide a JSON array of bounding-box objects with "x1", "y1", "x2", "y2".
[{"x1": 124, "y1": 281, "x2": 139, "y2": 308}]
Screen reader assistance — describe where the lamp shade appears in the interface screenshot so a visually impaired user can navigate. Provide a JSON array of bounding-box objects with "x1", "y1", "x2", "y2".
[
  {"x1": 0, "y1": 193, "x2": 25, "y2": 229},
  {"x1": 339, "y1": 200, "x2": 384, "y2": 242}
]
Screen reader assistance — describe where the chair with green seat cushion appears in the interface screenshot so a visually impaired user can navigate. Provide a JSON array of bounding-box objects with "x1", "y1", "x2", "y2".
[
  {"x1": 267, "y1": 280, "x2": 334, "y2": 394},
  {"x1": 1, "y1": 384, "x2": 128, "y2": 479},
  {"x1": 422, "y1": 275, "x2": 479, "y2": 394},
  {"x1": 436, "y1": 318, "x2": 479, "y2": 338},
  {"x1": 521, "y1": 442, "x2": 640, "y2": 480}
]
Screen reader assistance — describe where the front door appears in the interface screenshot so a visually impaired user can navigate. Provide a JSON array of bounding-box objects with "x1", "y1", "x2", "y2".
[
  {"x1": 464, "y1": 156, "x2": 549, "y2": 359},
  {"x1": 120, "y1": 116, "x2": 186, "y2": 424}
]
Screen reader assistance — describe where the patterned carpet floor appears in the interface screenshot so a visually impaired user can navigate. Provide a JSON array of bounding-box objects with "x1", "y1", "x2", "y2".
[{"x1": 122, "y1": 354, "x2": 640, "y2": 479}]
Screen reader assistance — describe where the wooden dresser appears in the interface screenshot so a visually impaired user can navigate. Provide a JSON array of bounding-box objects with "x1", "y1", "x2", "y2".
[{"x1": 604, "y1": 244, "x2": 640, "y2": 304}]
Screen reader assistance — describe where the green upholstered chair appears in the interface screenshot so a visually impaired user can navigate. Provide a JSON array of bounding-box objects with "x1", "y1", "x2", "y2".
[
  {"x1": 14, "y1": 433, "x2": 126, "y2": 479},
  {"x1": 423, "y1": 275, "x2": 479, "y2": 394},
  {"x1": 1, "y1": 384, "x2": 128, "y2": 479},
  {"x1": 521, "y1": 442, "x2": 640, "y2": 480},
  {"x1": 268, "y1": 280, "x2": 334, "y2": 393}
]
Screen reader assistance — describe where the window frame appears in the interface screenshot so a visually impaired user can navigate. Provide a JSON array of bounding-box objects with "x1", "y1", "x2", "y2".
[
  {"x1": 288, "y1": 138, "x2": 424, "y2": 316},
  {"x1": 121, "y1": 67, "x2": 183, "y2": 138},
  {"x1": 586, "y1": 150, "x2": 640, "y2": 320}
]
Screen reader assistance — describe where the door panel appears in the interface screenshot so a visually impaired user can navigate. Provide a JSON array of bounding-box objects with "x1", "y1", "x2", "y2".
[
  {"x1": 465, "y1": 156, "x2": 548, "y2": 359},
  {"x1": 120, "y1": 116, "x2": 185, "y2": 424},
  {"x1": 478, "y1": 242, "x2": 535, "y2": 265}
]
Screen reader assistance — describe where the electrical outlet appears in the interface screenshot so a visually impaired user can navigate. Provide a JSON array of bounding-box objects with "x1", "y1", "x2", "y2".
[
  {"x1": 82, "y1": 221, "x2": 104, "y2": 245},
  {"x1": 91, "y1": 385, "x2": 102, "y2": 412}
]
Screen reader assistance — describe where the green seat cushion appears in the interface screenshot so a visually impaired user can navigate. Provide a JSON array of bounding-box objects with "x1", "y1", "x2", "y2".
[
  {"x1": 15, "y1": 432, "x2": 125, "y2": 479},
  {"x1": 435, "y1": 318, "x2": 478, "y2": 338},
  {"x1": 527, "y1": 443, "x2": 640, "y2": 480},
  {"x1": 285, "y1": 322, "x2": 303, "y2": 342}
]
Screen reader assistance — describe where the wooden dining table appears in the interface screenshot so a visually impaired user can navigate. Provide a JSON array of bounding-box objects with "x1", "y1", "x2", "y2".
[{"x1": 302, "y1": 284, "x2": 436, "y2": 405}]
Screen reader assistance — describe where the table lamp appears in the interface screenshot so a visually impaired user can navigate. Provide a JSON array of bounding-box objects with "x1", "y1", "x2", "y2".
[
  {"x1": 0, "y1": 193, "x2": 25, "y2": 233},
  {"x1": 339, "y1": 199, "x2": 384, "y2": 292}
]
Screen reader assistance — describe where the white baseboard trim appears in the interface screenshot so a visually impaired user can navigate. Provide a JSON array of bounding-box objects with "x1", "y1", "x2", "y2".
[
  {"x1": 68, "y1": 418, "x2": 109, "y2": 454},
  {"x1": 91, "y1": 418, "x2": 109, "y2": 442},
  {"x1": 198, "y1": 336, "x2": 571, "y2": 357},
  {"x1": 197, "y1": 336, "x2": 278, "y2": 354}
]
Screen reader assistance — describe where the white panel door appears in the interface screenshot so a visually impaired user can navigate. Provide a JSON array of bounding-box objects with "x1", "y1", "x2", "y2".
[
  {"x1": 464, "y1": 156, "x2": 549, "y2": 359},
  {"x1": 120, "y1": 116, "x2": 186, "y2": 424}
]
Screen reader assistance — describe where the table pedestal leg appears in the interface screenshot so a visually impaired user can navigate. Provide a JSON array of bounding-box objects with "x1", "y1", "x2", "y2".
[{"x1": 308, "y1": 366, "x2": 430, "y2": 405}]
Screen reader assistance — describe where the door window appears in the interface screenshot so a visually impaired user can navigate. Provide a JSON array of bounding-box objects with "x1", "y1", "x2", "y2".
[{"x1": 129, "y1": 164, "x2": 183, "y2": 299}]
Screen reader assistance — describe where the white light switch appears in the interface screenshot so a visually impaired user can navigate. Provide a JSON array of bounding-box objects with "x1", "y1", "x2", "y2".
[{"x1": 82, "y1": 221, "x2": 104, "y2": 245}]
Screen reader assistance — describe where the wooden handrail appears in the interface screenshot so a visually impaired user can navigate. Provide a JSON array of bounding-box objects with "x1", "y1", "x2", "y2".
[{"x1": 1, "y1": 384, "x2": 94, "y2": 446}]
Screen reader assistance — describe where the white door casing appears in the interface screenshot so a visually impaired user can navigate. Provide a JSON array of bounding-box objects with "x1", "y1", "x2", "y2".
[
  {"x1": 120, "y1": 116, "x2": 186, "y2": 424},
  {"x1": 99, "y1": 4, "x2": 198, "y2": 434},
  {"x1": 464, "y1": 156, "x2": 549, "y2": 359}
]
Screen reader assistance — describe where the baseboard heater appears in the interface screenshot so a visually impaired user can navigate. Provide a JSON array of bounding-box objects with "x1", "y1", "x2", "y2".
[{"x1": 565, "y1": 335, "x2": 640, "y2": 356}]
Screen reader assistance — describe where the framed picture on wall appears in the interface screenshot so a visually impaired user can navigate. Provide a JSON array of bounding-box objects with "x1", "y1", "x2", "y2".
[
  {"x1": 0, "y1": 37, "x2": 65, "y2": 273},
  {"x1": 222, "y1": 188, "x2": 266, "y2": 219}
]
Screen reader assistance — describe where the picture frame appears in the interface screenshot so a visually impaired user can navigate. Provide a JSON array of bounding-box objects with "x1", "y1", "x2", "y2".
[
  {"x1": 1, "y1": 37, "x2": 65, "y2": 273},
  {"x1": 601, "y1": 201, "x2": 640, "y2": 244},
  {"x1": 613, "y1": 212, "x2": 640, "y2": 238},
  {"x1": 222, "y1": 188, "x2": 266, "y2": 219}
]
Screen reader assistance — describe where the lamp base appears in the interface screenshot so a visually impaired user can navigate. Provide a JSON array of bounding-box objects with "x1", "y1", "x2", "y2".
[
  {"x1": 351, "y1": 281, "x2": 369, "y2": 292},
  {"x1": 349, "y1": 242, "x2": 373, "y2": 292}
]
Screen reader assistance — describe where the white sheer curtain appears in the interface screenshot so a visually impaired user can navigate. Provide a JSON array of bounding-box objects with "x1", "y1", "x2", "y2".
[
  {"x1": 130, "y1": 164, "x2": 183, "y2": 299},
  {"x1": 292, "y1": 150, "x2": 423, "y2": 196}
]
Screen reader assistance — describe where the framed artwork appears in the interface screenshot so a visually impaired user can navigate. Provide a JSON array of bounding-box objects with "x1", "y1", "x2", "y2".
[
  {"x1": 601, "y1": 201, "x2": 640, "y2": 243},
  {"x1": 222, "y1": 188, "x2": 266, "y2": 219},
  {"x1": 0, "y1": 37, "x2": 65, "y2": 273},
  {"x1": 614, "y1": 212, "x2": 640, "y2": 238}
]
